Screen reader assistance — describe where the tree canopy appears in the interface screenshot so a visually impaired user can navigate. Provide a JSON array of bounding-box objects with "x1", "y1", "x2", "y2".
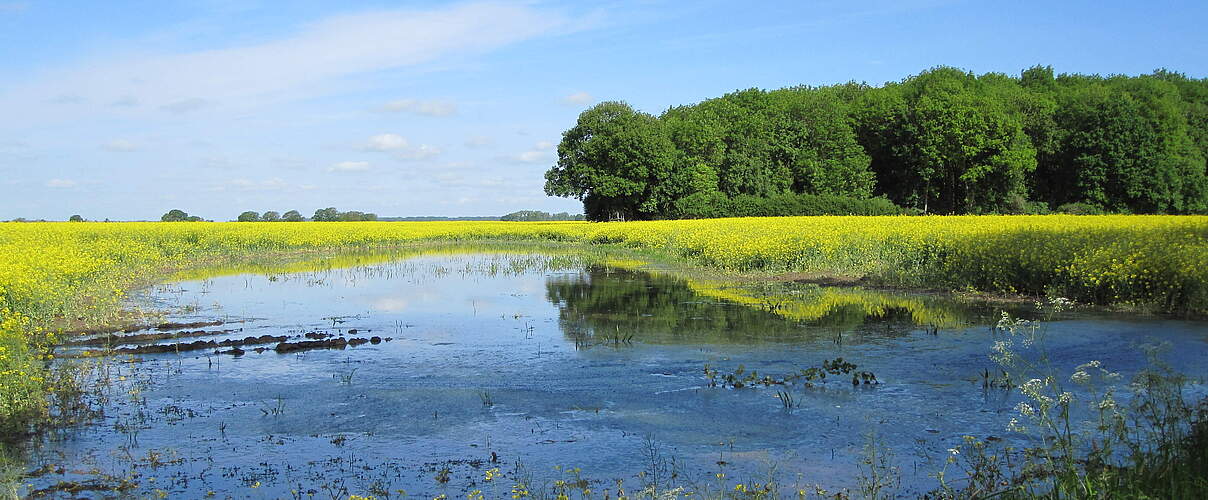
[{"x1": 545, "y1": 66, "x2": 1208, "y2": 220}]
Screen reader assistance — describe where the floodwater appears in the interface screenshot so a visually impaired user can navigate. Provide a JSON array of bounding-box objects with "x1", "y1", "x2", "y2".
[{"x1": 22, "y1": 251, "x2": 1208, "y2": 498}]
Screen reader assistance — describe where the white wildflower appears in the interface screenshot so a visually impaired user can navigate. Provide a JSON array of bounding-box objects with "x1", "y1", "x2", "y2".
[
  {"x1": 1007, "y1": 417, "x2": 1025, "y2": 432},
  {"x1": 1020, "y1": 378, "x2": 1046, "y2": 398}
]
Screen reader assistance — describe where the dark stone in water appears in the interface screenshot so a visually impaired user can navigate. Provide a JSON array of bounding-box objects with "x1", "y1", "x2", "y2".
[
  {"x1": 369, "y1": 336, "x2": 382, "y2": 345},
  {"x1": 106, "y1": 334, "x2": 288, "y2": 355},
  {"x1": 347, "y1": 329, "x2": 358, "y2": 334},
  {"x1": 304, "y1": 332, "x2": 333, "y2": 340},
  {"x1": 115, "y1": 339, "x2": 217, "y2": 354},
  {"x1": 218, "y1": 335, "x2": 287, "y2": 347},
  {"x1": 348, "y1": 338, "x2": 369, "y2": 347},
  {"x1": 274, "y1": 337, "x2": 348, "y2": 353}
]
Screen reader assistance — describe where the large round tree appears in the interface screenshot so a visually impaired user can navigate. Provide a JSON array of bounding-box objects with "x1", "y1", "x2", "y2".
[{"x1": 544, "y1": 101, "x2": 678, "y2": 221}]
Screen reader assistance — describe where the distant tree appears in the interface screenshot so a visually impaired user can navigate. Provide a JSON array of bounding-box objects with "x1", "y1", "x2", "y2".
[
  {"x1": 261, "y1": 211, "x2": 281, "y2": 222},
  {"x1": 339, "y1": 211, "x2": 377, "y2": 221},
  {"x1": 501, "y1": 210, "x2": 549, "y2": 221},
  {"x1": 237, "y1": 211, "x2": 261, "y2": 222},
  {"x1": 68, "y1": 215, "x2": 84, "y2": 222},
  {"x1": 312, "y1": 207, "x2": 340, "y2": 221},
  {"x1": 282, "y1": 210, "x2": 304, "y2": 222},
  {"x1": 185, "y1": 215, "x2": 203, "y2": 222},
  {"x1": 161, "y1": 209, "x2": 189, "y2": 222}
]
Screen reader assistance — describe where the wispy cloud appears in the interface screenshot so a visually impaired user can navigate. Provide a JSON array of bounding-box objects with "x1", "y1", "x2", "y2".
[
  {"x1": 362, "y1": 133, "x2": 440, "y2": 160},
  {"x1": 363, "y1": 133, "x2": 409, "y2": 152},
  {"x1": 111, "y1": 96, "x2": 140, "y2": 107},
  {"x1": 45, "y1": 178, "x2": 76, "y2": 188},
  {"x1": 328, "y1": 160, "x2": 370, "y2": 172},
  {"x1": 160, "y1": 97, "x2": 210, "y2": 114},
  {"x1": 101, "y1": 139, "x2": 140, "y2": 152},
  {"x1": 499, "y1": 141, "x2": 556, "y2": 163},
  {"x1": 2, "y1": 2, "x2": 570, "y2": 116},
  {"x1": 561, "y1": 91, "x2": 593, "y2": 106},
  {"x1": 224, "y1": 177, "x2": 290, "y2": 191},
  {"x1": 378, "y1": 98, "x2": 457, "y2": 116},
  {"x1": 501, "y1": 150, "x2": 553, "y2": 164},
  {"x1": 464, "y1": 135, "x2": 494, "y2": 148},
  {"x1": 396, "y1": 145, "x2": 441, "y2": 161}
]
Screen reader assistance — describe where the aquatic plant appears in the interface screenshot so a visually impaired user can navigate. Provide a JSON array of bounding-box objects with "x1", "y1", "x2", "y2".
[
  {"x1": 260, "y1": 396, "x2": 287, "y2": 417},
  {"x1": 703, "y1": 358, "x2": 877, "y2": 390},
  {"x1": 932, "y1": 298, "x2": 1208, "y2": 498}
]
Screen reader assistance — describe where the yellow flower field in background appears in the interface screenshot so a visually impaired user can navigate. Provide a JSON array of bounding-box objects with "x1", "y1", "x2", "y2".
[{"x1": 1, "y1": 215, "x2": 1206, "y2": 433}]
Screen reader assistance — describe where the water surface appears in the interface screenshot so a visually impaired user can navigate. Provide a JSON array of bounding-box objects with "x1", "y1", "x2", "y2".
[{"x1": 25, "y1": 252, "x2": 1208, "y2": 498}]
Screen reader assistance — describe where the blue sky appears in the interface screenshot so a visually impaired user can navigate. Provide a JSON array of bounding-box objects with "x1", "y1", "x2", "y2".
[{"x1": 2, "y1": 0, "x2": 1206, "y2": 221}]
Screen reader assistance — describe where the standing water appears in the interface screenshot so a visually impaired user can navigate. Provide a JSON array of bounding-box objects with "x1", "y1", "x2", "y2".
[{"x1": 22, "y1": 251, "x2": 1208, "y2": 498}]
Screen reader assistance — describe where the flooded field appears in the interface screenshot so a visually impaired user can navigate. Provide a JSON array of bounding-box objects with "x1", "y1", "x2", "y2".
[{"x1": 20, "y1": 251, "x2": 1208, "y2": 498}]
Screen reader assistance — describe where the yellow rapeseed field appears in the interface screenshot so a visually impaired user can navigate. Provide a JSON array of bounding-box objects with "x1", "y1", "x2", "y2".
[{"x1": 1, "y1": 215, "x2": 1207, "y2": 432}]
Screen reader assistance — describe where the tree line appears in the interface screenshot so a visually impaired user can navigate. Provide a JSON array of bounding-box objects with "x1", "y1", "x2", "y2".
[
  {"x1": 500, "y1": 210, "x2": 586, "y2": 221},
  {"x1": 237, "y1": 207, "x2": 377, "y2": 222},
  {"x1": 544, "y1": 66, "x2": 1208, "y2": 220}
]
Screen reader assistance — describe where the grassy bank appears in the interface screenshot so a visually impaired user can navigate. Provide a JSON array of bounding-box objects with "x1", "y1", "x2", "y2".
[{"x1": 2, "y1": 215, "x2": 1207, "y2": 436}]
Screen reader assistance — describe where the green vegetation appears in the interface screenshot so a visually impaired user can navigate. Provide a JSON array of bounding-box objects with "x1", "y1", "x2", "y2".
[
  {"x1": 159, "y1": 209, "x2": 204, "y2": 222},
  {"x1": 501, "y1": 210, "x2": 586, "y2": 221},
  {"x1": 545, "y1": 66, "x2": 1208, "y2": 220},
  {"x1": 236, "y1": 209, "x2": 310, "y2": 222},
  {"x1": 672, "y1": 193, "x2": 903, "y2": 218},
  {"x1": 311, "y1": 207, "x2": 378, "y2": 221}
]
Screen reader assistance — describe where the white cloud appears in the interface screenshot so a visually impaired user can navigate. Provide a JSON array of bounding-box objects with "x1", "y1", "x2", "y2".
[
  {"x1": 364, "y1": 133, "x2": 408, "y2": 151},
  {"x1": 561, "y1": 91, "x2": 593, "y2": 105},
  {"x1": 378, "y1": 98, "x2": 457, "y2": 116},
  {"x1": 396, "y1": 144, "x2": 442, "y2": 161},
  {"x1": 362, "y1": 134, "x2": 441, "y2": 160},
  {"x1": 101, "y1": 139, "x2": 140, "y2": 152},
  {"x1": 45, "y1": 178, "x2": 76, "y2": 188},
  {"x1": 534, "y1": 140, "x2": 554, "y2": 150},
  {"x1": 1, "y1": 3, "x2": 569, "y2": 116},
  {"x1": 329, "y1": 160, "x2": 371, "y2": 172},
  {"x1": 501, "y1": 150, "x2": 553, "y2": 163}
]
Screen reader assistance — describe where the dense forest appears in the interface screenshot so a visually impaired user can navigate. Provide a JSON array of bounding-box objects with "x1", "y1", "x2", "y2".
[{"x1": 544, "y1": 66, "x2": 1208, "y2": 220}]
